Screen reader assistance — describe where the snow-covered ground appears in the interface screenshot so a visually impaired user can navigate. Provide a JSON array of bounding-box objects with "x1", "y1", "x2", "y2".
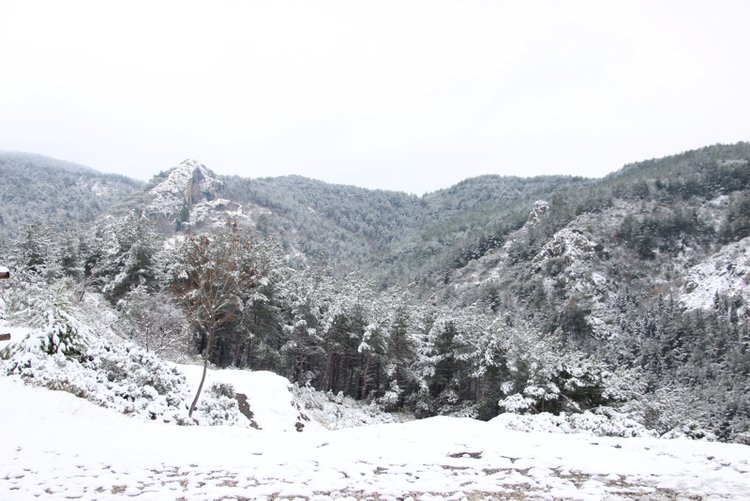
[
  {"x1": 2, "y1": 372, "x2": 749, "y2": 500},
  {"x1": 178, "y1": 365, "x2": 321, "y2": 433},
  {"x1": 1, "y1": 300, "x2": 749, "y2": 500}
]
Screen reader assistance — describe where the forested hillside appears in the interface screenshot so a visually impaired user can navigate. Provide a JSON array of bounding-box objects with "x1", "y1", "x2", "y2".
[
  {"x1": 0, "y1": 152, "x2": 142, "y2": 250},
  {"x1": 207, "y1": 170, "x2": 591, "y2": 287},
  {"x1": 1, "y1": 143, "x2": 749, "y2": 444}
]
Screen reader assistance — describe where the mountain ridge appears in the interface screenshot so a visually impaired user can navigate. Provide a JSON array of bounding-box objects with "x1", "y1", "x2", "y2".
[{"x1": 3, "y1": 143, "x2": 750, "y2": 441}]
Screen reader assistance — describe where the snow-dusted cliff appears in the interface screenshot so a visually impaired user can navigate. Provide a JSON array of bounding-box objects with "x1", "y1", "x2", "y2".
[
  {"x1": 145, "y1": 159, "x2": 263, "y2": 231},
  {"x1": 146, "y1": 159, "x2": 223, "y2": 217}
]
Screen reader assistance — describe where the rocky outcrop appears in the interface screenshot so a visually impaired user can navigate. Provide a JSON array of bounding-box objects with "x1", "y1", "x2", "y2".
[
  {"x1": 531, "y1": 228, "x2": 603, "y2": 274},
  {"x1": 145, "y1": 160, "x2": 263, "y2": 233},
  {"x1": 147, "y1": 159, "x2": 222, "y2": 218}
]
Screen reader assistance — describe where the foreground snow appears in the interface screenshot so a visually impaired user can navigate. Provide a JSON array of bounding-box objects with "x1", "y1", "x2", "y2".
[{"x1": 2, "y1": 377, "x2": 749, "y2": 500}]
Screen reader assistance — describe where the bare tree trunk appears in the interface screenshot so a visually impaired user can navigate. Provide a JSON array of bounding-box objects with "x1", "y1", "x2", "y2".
[
  {"x1": 361, "y1": 351, "x2": 372, "y2": 398},
  {"x1": 324, "y1": 352, "x2": 334, "y2": 390},
  {"x1": 375, "y1": 358, "x2": 381, "y2": 394},
  {"x1": 346, "y1": 363, "x2": 354, "y2": 396},
  {"x1": 188, "y1": 354, "x2": 208, "y2": 418}
]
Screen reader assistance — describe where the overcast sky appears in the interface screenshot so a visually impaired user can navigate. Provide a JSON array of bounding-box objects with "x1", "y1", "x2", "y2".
[{"x1": 1, "y1": 1, "x2": 749, "y2": 194}]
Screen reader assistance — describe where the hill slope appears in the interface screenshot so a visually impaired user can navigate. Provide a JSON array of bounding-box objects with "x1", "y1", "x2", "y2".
[
  {"x1": 0, "y1": 151, "x2": 142, "y2": 249},
  {"x1": 137, "y1": 158, "x2": 590, "y2": 284}
]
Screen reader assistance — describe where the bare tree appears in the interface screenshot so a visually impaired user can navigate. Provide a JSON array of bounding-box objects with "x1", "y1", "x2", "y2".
[
  {"x1": 173, "y1": 225, "x2": 257, "y2": 417},
  {"x1": 121, "y1": 286, "x2": 189, "y2": 357}
]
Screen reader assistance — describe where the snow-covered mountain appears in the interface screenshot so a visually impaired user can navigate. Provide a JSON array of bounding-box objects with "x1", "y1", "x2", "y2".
[
  {"x1": 3, "y1": 142, "x2": 750, "y2": 464},
  {"x1": 0, "y1": 151, "x2": 141, "y2": 240}
]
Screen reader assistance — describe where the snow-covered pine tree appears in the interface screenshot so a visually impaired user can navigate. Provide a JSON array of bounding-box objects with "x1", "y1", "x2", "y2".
[
  {"x1": 102, "y1": 210, "x2": 161, "y2": 303},
  {"x1": 382, "y1": 296, "x2": 419, "y2": 410}
]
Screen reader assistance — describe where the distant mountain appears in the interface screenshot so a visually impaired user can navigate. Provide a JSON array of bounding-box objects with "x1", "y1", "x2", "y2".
[
  {"x1": 0, "y1": 152, "x2": 143, "y2": 250},
  {"x1": 6, "y1": 143, "x2": 750, "y2": 302},
  {"x1": 14, "y1": 143, "x2": 749, "y2": 299},
  {"x1": 125, "y1": 158, "x2": 589, "y2": 282},
  {"x1": 214, "y1": 171, "x2": 590, "y2": 285},
  {"x1": 0, "y1": 151, "x2": 99, "y2": 175}
]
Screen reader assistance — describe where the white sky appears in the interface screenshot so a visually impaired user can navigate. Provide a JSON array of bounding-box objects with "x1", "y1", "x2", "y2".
[{"x1": 1, "y1": 1, "x2": 749, "y2": 194}]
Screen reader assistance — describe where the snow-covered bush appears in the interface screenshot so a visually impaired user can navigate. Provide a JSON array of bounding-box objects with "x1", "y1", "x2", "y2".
[
  {"x1": 195, "y1": 382, "x2": 245, "y2": 426},
  {"x1": 499, "y1": 393, "x2": 536, "y2": 414},
  {"x1": 634, "y1": 387, "x2": 719, "y2": 441},
  {"x1": 438, "y1": 400, "x2": 479, "y2": 419},
  {"x1": 492, "y1": 407, "x2": 656, "y2": 438},
  {"x1": 568, "y1": 407, "x2": 657, "y2": 438},
  {"x1": 292, "y1": 383, "x2": 400, "y2": 429},
  {"x1": 496, "y1": 324, "x2": 640, "y2": 416},
  {"x1": 0, "y1": 281, "x2": 244, "y2": 427},
  {"x1": 377, "y1": 381, "x2": 403, "y2": 411},
  {"x1": 2, "y1": 326, "x2": 192, "y2": 424},
  {"x1": 660, "y1": 422, "x2": 717, "y2": 441},
  {"x1": 3, "y1": 279, "x2": 93, "y2": 359}
]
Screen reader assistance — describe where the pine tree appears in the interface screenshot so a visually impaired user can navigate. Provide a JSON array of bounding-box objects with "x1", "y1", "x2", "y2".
[
  {"x1": 102, "y1": 210, "x2": 160, "y2": 303},
  {"x1": 13, "y1": 220, "x2": 56, "y2": 280},
  {"x1": 384, "y1": 298, "x2": 418, "y2": 408}
]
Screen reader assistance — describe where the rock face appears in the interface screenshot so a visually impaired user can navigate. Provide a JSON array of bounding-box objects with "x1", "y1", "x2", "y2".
[
  {"x1": 531, "y1": 228, "x2": 602, "y2": 274},
  {"x1": 144, "y1": 159, "x2": 269, "y2": 234},
  {"x1": 147, "y1": 159, "x2": 222, "y2": 218},
  {"x1": 528, "y1": 200, "x2": 550, "y2": 226}
]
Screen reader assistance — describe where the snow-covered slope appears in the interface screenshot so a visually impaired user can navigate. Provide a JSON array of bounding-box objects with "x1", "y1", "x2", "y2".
[
  {"x1": 0, "y1": 321, "x2": 393, "y2": 433},
  {"x1": 681, "y1": 235, "x2": 750, "y2": 310},
  {"x1": 0, "y1": 283, "x2": 395, "y2": 434},
  {"x1": 1, "y1": 375, "x2": 749, "y2": 500},
  {"x1": 5, "y1": 295, "x2": 747, "y2": 499}
]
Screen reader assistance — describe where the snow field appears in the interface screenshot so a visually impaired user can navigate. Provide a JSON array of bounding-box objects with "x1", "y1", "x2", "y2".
[{"x1": 2, "y1": 375, "x2": 749, "y2": 500}]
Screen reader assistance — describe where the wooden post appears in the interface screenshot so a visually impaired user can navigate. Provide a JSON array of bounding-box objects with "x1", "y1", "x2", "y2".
[{"x1": 0, "y1": 266, "x2": 9, "y2": 341}]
